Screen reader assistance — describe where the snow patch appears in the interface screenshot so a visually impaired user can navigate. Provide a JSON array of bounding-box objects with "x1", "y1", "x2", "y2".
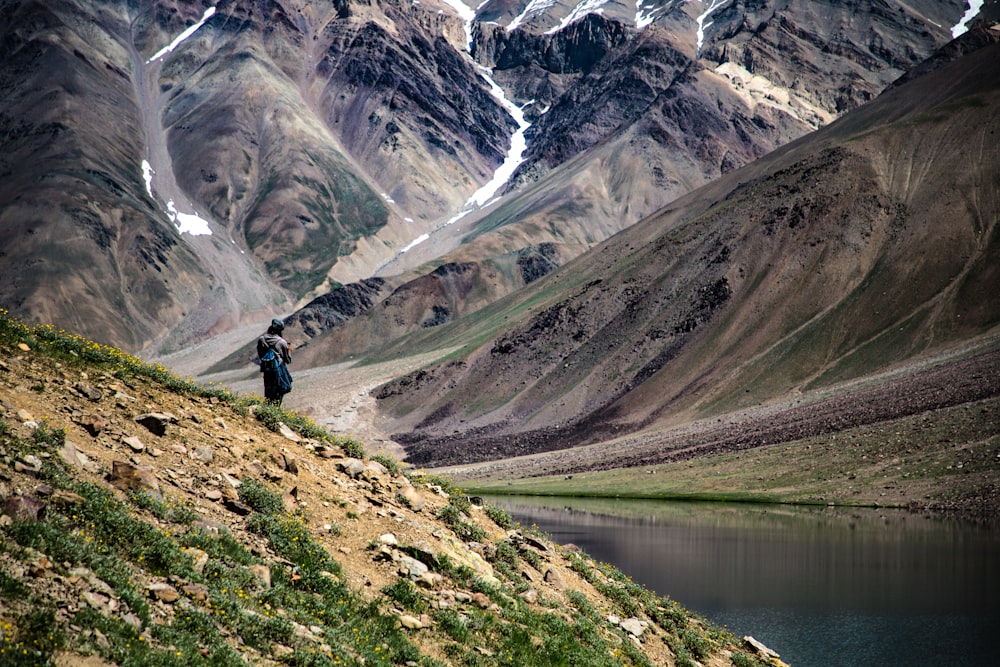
[
  {"x1": 399, "y1": 233, "x2": 430, "y2": 253},
  {"x1": 167, "y1": 200, "x2": 213, "y2": 236},
  {"x1": 141, "y1": 160, "x2": 154, "y2": 198},
  {"x1": 692, "y1": 0, "x2": 730, "y2": 57},
  {"x1": 467, "y1": 70, "x2": 531, "y2": 206},
  {"x1": 509, "y1": 0, "x2": 558, "y2": 32},
  {"x1": 951, "y1": 1, "x2": 983, "y2": 38},
  {"x1": 545, "y1": 0, "x2": 611, "y2": 35},
  {"x1": 147, "y1": 6, "x2": 217, "y2": 63},
  {"x1": 438, "y1": 0, "x2": 477, "y2": 48},
  {"x1": 636, "y1": 1, "x2": 666, "y2": 30}
]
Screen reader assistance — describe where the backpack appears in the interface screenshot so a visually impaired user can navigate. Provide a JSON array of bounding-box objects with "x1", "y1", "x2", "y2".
[
  {"x1": 259, "y1": 347, "x2": 280, "y2": 372},
  {"x1": 275, "y1": 361, "x2": 293, "y2": 395}
]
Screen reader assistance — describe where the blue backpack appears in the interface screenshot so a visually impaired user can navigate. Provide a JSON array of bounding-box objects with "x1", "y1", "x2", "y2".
[
  {"x1": 259, "y1": 347, "x2": 280, "y2": 372},
  {"x1": 260, "y1": 346, "x2": 292, "y2": 394}
]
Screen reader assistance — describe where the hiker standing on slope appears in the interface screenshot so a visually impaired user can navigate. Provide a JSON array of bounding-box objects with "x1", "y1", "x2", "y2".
[{"x1": 257, "y1": 318, "x2": 292, "y2": 405}]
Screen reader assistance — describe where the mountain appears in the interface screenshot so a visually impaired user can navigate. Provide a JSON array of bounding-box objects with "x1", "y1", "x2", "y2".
[
  {"x1": 0, "y1": 0, "x2": 970, "y2": 357},
  {"x1": 372, "y1": 25, "x2": 1000, "y2": 468}
]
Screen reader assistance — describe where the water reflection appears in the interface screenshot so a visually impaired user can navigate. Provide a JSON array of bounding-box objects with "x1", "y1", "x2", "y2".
[{"x1": 486, "y1": 496, "x2": 1000, "y2": 667}]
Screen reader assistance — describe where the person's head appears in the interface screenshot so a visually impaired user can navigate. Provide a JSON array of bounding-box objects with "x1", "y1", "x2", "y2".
[{"x1": 268, "y1": 317, "x2": 284, "y2": 335}]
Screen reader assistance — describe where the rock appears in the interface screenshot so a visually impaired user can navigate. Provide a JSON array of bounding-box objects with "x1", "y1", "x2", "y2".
[
  {"x1": 223, "y1": 498, "x2": 252, "y2": 516},
  {"x1": 416, "y1": 572, "x2": 443, "y2": 588},
  {"x1": 204, "y1": 489, "x2": 223, "y2": 501},
  {"x1": 621, "y1": 618, "x2": 646, "y2": 637},
  {"x1": 135, "y1": 413, "x2": 176, "y2": 436},
  {"x1": 744, "y1": 636, "x2": 783, "y2": 661},
  {"x1": 524, "y1": 534, "x2": 550, "y2": 552},
  {"x1": 543, "y1": 568, "x2": 565, "y2": 589},
  {"x1": 184, "y1": 547, "x2": 210, "y2": 574},
  {"x1": 59, "y1": 440, "x2": 97, "y2": 472},
  {"x1": 81, "y1": 591, "x2": 110, "y2": 611},
  {"x1": 365, "y1": 460, "x2": 389, "y2": 477},
  {"x1": 122, "y1": 435, "x2": 145, "y2": 453},
  {"x1": 399, "y1": 614, "x2": 423, "y2": 629},
  {"x1": 170, "y1": 443, "x2": 187, "y2": 455},
  {"x1": 182, "y1": 582, "x2": 210, "y2": 601},
  {"x1": 379, "y1": 533, "x2": 399, "y2": 546},
  {"x1": 399, "y1": 555, "x2": 429, "y2": 580},
  {"x1": 14, "y1": 455, "x2": 42, "y2": 475},
  {"x1": 147, "y1": 582, "x2": 179, "y2": 603},
  {"x1": 249, "y1": 564, "x2": 272, "y2": 589},
  {"x1": 74, "y1": 382, "x2": 103, "y2": 401},
  {"x1": 221, "y1": 472, "x2": 241, "y2": 489},
  {"x1": 51, "y1": 490, "x2": 85, "y2": 508},
  {"x1": 17, "y1": 342, "x2": 30, "y2": 352},
  {"x1": 472, "y1": 592, "x2": 490, "y2": 609},
  {"x1": 16, "y1": 408, "x2": 34, "y2": 422},
  {"x1": 519, "y1": 588, "x2": 538, "y2": 604},
  {"x1": 337, "y1": 458, "x2": 367, "y2": 478},
  {"x1": 192, "y1": 445, "x2": 213, "y2": 463},
  {"x1": 109, "y1": 461, "x2": 161, "y2": 499},
  {"x1": 271, "y1": 644, "x2": 294, "y2": 658},
  {"x1": 3, "y1": 495, "x2": 46, "y2": 521},
  {"x1": 114, "y1": 390, "x2": 136, "y2": 405},
  {"x1": 75, "y1": 415, "x2": 104, "y2": 436},
  {"x1": 277, "y1": 423, "x2": 301, "y2": 442},
  {"x1": 398, "y1": 485, "x2": 426, "y2": 511}
]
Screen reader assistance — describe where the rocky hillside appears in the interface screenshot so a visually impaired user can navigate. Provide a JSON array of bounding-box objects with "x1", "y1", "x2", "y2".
[
  {"x1": 0, "y1": 0, "x2": 970, "y2": 358},
  {"x1": 0, "y1": 313, "x2": 783, "y2": 666},
  {"x1": 372, "y1": 25, "x2": 1000, "y2": 467}
]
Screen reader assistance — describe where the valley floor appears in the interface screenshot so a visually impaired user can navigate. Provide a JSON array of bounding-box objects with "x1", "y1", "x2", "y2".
[{"x1": 193, "y1": 337, "x2": 1000, "y2": 524}]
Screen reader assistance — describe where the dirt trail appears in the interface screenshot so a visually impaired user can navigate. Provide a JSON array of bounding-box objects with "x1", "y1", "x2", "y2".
[{"x1": 198, "y1": 348, "x2": 459, "y2": 461}]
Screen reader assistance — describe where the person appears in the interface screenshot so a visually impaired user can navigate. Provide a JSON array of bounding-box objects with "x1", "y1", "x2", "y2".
[{"x1": 257, "y1": 317, "x2": 291, "y2": 405}]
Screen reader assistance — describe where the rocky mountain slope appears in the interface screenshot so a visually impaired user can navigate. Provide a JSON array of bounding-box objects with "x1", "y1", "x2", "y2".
[
  {"x1": 372, "y1": 25, "x2": 1000, "y2": 468},
  {"x1": 0, "y1": 314, "x2": 785, "y2": 666},
  {"x1": 0, "y1": 0, "x2": 971, "y2": 358}
]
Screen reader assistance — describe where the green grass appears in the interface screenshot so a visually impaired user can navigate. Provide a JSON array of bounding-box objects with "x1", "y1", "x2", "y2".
[{"x1": 461, "y1": 393, "x2": 1000, "y2": 512}]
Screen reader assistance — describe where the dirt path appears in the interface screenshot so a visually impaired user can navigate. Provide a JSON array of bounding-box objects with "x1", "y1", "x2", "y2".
[{"x1": 201, "y1": 348, "x2": 459, "y2": 460}]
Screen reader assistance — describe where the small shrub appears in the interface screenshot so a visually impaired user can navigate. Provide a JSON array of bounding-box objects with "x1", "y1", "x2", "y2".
[
  {"x1": 371, "y1": 453, "x2": 400, "y2": 476},
  {"x1": 731, "y1": 651, "x2": 772, "y2": 667},
  {"x1": 434, "y1": 608, "x2": 470, "y2": 642},
  {"x1": 519, "y1": 546, "x2": 542, "y2": 571},
  {"x1": 491, "y1": 540, "x2": 520, "y2": 569},
  {"x1": 436, "y1": 504, "x2": 487, "y2": 543},
  {"x1": 681, "y1": 627, "x2": 712, "y2": 661},
  {"x1": 485, "y1": 505, "x2": 513, "y2": 529},
  {"x1": 238, "y1": 479, "x2": 285, "y2": 516},
  {"x1": 382, "y1": 579, "x2": 427, "y2": 613}
]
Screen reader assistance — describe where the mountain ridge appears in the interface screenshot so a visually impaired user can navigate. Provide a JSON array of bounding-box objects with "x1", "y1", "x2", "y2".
[
  {"x1": 371, "y1": 26, "x2": 1000, "y2": 466},
  {"x1": 0, "y1": 0, "x2": 968, "y2": 355}
]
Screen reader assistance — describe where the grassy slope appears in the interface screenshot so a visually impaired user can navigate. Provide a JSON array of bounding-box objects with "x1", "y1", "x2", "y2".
[
  {"x1": 0, "y1": 312, "x2": 777, "y2": 667},
  {"x1": 458, "y1": 396, "x2": 1000, "y2": 516}
]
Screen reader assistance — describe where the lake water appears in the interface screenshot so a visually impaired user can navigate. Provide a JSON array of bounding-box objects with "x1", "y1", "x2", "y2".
[{"x1": 486, "y1": 496, "x2": 1000, "y2": 667}]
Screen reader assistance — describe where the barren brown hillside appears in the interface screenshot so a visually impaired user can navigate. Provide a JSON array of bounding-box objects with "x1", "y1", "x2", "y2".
[{"x1": 372, "y1": 32, "x2": 1000, "y2": 470}]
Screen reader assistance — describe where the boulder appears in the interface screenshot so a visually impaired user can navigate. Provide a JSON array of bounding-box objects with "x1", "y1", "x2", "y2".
[
  {"x1": 135, "y1": 412, "x2": 176, "y2": 436},
  {"x1": 109, "y1": 461, "x2": 161, "y2": 499}
]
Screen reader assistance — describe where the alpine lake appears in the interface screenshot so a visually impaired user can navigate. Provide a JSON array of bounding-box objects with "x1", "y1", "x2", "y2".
[{"x1": 484, "y1": 496, "x2": 1000, "y2": 667}]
